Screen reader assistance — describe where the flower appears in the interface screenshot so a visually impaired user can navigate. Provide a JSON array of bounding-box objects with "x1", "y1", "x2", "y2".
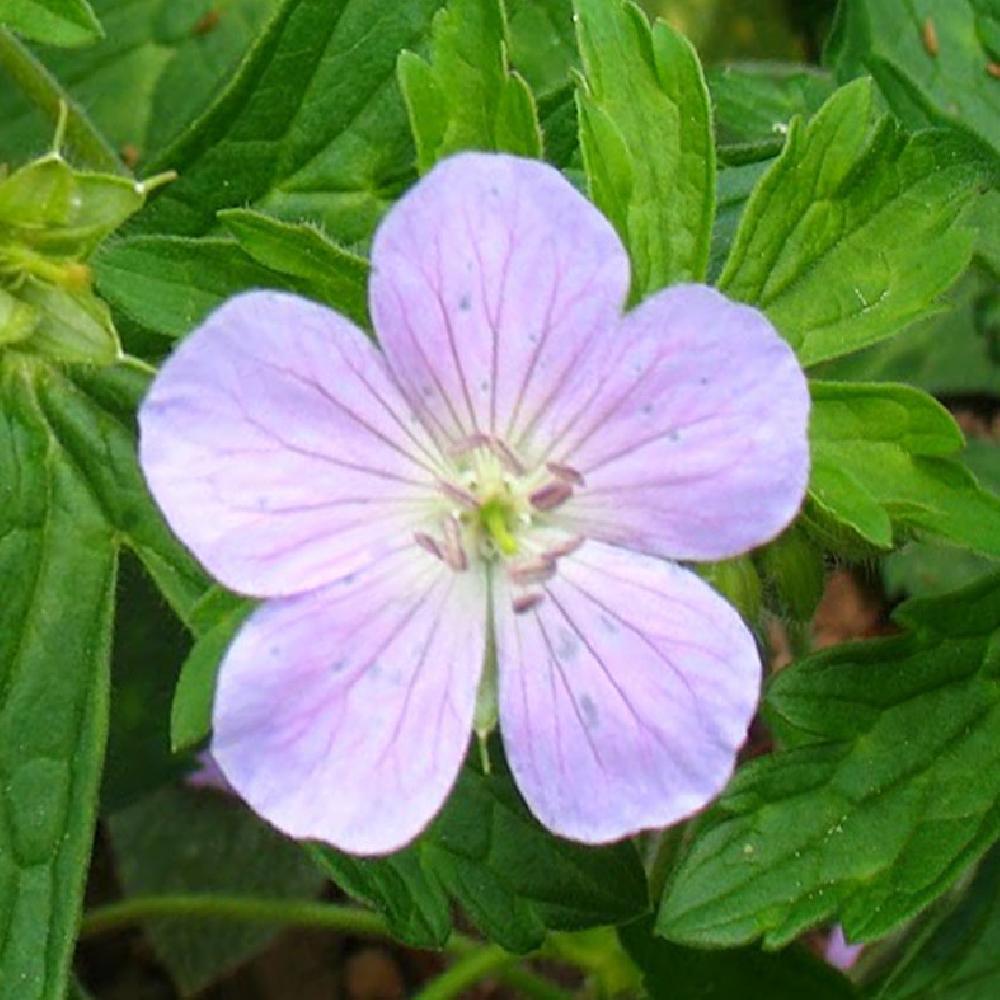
[
  {"x1": 824, "y1": 925, "x2": 864, "y2": 971},
  {"x1": 139, "y1": 153, "x2": 809, "y2": 854}
]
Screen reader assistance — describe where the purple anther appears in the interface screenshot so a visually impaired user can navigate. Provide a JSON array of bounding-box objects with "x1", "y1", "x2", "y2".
[
  {"x1": 546, "y1": 461, "x2": 585, "y2": 486},
  {"x1": 513, "y1": 592, "x2": 545, "y2": 615},
  {"x1": 529, "y1": 480, "x2": 573, "y2": 511}
]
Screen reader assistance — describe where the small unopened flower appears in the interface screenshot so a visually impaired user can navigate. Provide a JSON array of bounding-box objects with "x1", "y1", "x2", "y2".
[{"x1": 140, "y1": 153, "x2": 809, "y2": 854}]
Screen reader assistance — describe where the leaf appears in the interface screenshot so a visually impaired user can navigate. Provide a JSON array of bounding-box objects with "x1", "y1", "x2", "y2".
[
  {"x1": 718, "y1": 79, "x2": 991, "y2": 367},
  {"x1": 93, "y1": 235, "x2": 318, "y2": 339},
  {"x1": 866, "y1": 845, "x2": 1000, "y2": 1000},
  {"x1": 817, "y1": 267, "x2": 1000, "y2": 398},
  {"x1": 108, "y1": 784, "x2": 325, "y2": 995},
  {"x1": 397, "y1": 0, "x2": 542, "y2": 173},
  {"x1": 171, "y1": 599, "x2": 252, "y2": 754},
  {"x1": 218, "y1": 209, "x2": 371, "y2": 328},
  {"x1": 827, "y1": 0, "x2": 1000, "y2": 159},
  {"x1": 506, "y1": 0, "x2": 577, "y2": 101},
  {"x1": 0, "y1": 0, "x2": 102, "y2": 47},
  {"x1": 573, "y1": 0, "x2": 715, "y2": 295},
  {"x1": 129, "y1": 0, "x2": 448, "y2": 244},
  {"x1": 621, "y1": 916, "x2": 855, "y2": 1000},
  {"x1": 882, "y1": 440, "x2": 1000, "y2": 600},
  {"x1": 710, "y1": 159, "x2": 771, "y2": 281},
  {"x1": 0, "y1": 355, "x2": 116, "y2": 1000},
  {"x1": 708, "y1": 61, "x2": 835, "y2": 160},
  {"x1": 657, "y1": 572, "x2": 1000, "y2": 949},
  {"x1": 0, "y1": 0, "x2": 278, "y2": 165},
  {"x1": 808, "y1": 381, "x2": 1000, "y2": 556},
  {"x1": 314, "y1": 757, "x2": 649, "y2": 952}
]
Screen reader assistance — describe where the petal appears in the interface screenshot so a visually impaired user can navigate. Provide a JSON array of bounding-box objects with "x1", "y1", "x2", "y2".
[
  {"x1": 495, "y1": 541, "x2": 760, "y2": 843},
  {"x1": 548, "y1": 284, "x2": 810, "y2": 561},
  {"x1": 212, "y1": 547, "x2": 488, "y2": 855},
  {"x1": 140, "y1": 290, "x2": 445, "y2": 597},
  {"x1": 370, "y1": 152, "x2": 629, "y2": 445}
]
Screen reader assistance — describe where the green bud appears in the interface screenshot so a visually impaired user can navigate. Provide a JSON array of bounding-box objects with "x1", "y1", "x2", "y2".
[
  {"x1": 756, "y1": 523, "x2": 827, "y2": 622},
  {"x1": 0, "y1": 287, "x2": 38, "y2": 346},
  {"x1": 16, "y1": 280, "x2": 119, "y2": 365},
  {"x1": 696, "y1": 555, "x2": 762, "y2": 624}
]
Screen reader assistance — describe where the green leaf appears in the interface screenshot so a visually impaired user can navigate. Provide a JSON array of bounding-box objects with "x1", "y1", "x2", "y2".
[
  {"x1": 573, "y1": 0, "x2": 715, "y2": 295},
  {"x1": 130, "y1": 0, "x2": 447, "y2": 244},
  {"x1": 658, "y1": 572, "x2": 1000, "y2": 949},
  {"x1": 883, "y1": 440, "x2": 1000, "y2": 600},
  {"x1": 397, "y1": 0, "x2": 541, "y2": 173},
  {"x1": 219, "y1": 209, "x2": 371, "y2": 328},
  {"x1": 171, "y1": 599, "x2": 252, "y2": 754},
  {"x1": 809, "y1": 380, "x2": 1000, "y2": 556},
  {"x1": 93, "y1": 235, "x2": 318, "y2": 339},
  {"x1": 866, "y1": 845, "x2": 1000, "y2": 1000},
  {"x1": 315, "y1": 758, "x2": 649, "y2": 952},
  {"x1": 0, "y1": 355, "x2": 116, "y2": 1000},
  {"x1": 621, "y1": 916, "x2": 855, "y2": 1000},
  {"x1": 0, "y1": 0, "x2": 102, "y2": 47},
  {"x1": 709, "y1": 158, "x2": 771, "y2": 281},
  {"x1": 108, "y1": 785, "x2": 325, "y2": 995},
  {"x1": 827, "y1": 0, "x2": 1000, "y2": 159},
  {"x1": 0, "y1": 0, "x2": 278, "y2": 165},
  {"x1": 719, "y1": 79, "x2": 990, "y2": 366},
  {"x1": 708, "y1": 61, "x2": 835, "y2": 159},
  {"x1": 817, "y1": 267, "x2": 1000, "y2": 398}
]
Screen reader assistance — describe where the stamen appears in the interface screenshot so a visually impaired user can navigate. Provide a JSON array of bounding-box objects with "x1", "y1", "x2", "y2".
[
  {"x1": 513, "y1": 592, "x2": 545, "y2": 614},
  {"x1": 449, "y1": 432, "x2": 493, "y2": 456},
  {"x1": 529, "y1": 481, "x2": 573, "y2": 511},
  {"x1": 508, "y1": 556, "x2": 556, "y2": 586},
  {"x1": 442, "y1": 517, "x2": 469, "y2": 571},
  {"x1": 546, "y1": 461, "x2": 585, "y2": 486},
  {"x1": 414, "y1": 532, "x2": 444, "y2": 562},
  {"x1": 545, "y1": 535, "x2": 585, "y2": 559},
  {"x1": 491, "y1": 438, "x2": 527, "y2": 476},
  {"x1": 439, "y1": 480, "x2": 479, "y2": 510}
]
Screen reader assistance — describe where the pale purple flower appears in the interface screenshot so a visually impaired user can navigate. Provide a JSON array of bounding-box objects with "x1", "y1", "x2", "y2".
[
  {"x1": 139, "y1": 153, "x2": 809, "y2": 854},
  {"x1": 824, "y1": 925, "x2": 863, "y2": 971}
]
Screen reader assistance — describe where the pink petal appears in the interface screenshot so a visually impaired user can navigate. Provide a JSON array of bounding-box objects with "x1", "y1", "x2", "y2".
[
  {"x1": 549, "y1": 284, "x2": 810, "y2": 561},
  {"x1": 139, "y1": 291, "x2": 444, "y2": 597},
  {"x1": 494, "y1": 541, "x2": 760, "y2": 843},
  {"x1": 825, "y1": 925, "x2": 863, "y2": 971},
  {"x1": 211, "y1": 547, "x2": 487, "y2": 855},
  {"x1": 370, "y1": 152, "x2": 629, "y2": 445}
]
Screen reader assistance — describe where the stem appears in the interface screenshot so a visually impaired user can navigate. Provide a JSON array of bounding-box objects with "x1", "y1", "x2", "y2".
[
  {"x1": 0, "y1": 28, "x2": 124, "y2": 174},
  {"x1": 80, "y1": 895, "x2": 575, "y2": 1000}
]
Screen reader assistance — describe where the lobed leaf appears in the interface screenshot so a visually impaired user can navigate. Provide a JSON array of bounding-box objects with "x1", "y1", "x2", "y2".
[
  {"x1": 0, "y1": 0, "x2": 102, "y2": 48},
  {"x1": 573, "y1": 0, "x2": 715, "y2": 295},
  {"x1": 719, "y1": 79, "x2": 991, "y2": 366},
  {"x1": 658, "y1": 573, "x2": 1000, "y2": 949}
]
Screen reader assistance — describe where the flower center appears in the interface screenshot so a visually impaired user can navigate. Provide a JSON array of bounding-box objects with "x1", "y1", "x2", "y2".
[{"x1": 413, "y1": 433, "x2": 584, "y2": 613}]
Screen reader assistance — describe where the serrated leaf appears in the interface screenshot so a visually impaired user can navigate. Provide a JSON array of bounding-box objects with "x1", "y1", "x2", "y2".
[
  {"x1": 108, "y1": 785, "x2": 325, "y2": 995},
  {"x1": 129, "y1": 0, "x2": 447, "y2": 244},
  {"x1": 866, "y1": 845, "x2": 1000, "y2": 1000},
  {"x1": 314, "y1": 758, "x2": 648, "y2": 953},
  {"x1": 93, "y1": 235, "x2": 320, "y2": 339},
  {"x1": 218, "y1": 209, "x2": 370, "y2": 328},
  {"x1": 506, "y1": 0, "x2": 577, "y2": 101},
  {"x1": 573, "y1": 0, "x2": 715, "y2": 295},
  {"x1": 708, "y1": 61, "x2": 835, "y2": 160},
  {"x1": 719, "y1": 79, "x2": 990, "y2": 366},
  {"x1": 621, "y1": 916, "x2": 855, "y2": 1000},
  {"x1": 809, "y1": 381, "x2": 1000, "y2": 556},
  {"x1": 0, "y1": 0, "x2": 102, "y2": 47},
  {"x1": 397, "y1": 0, "x2": 542, "y2": 173},
  {"x1": 827, "y1": 0, "x2": 1000, "y2": 159},
  {"x1": 0, "y1": 0, "x2": 278, "y2": 165},
  {"x1": 658, "y1": 572, "x2": 1000, "y2": 950}
]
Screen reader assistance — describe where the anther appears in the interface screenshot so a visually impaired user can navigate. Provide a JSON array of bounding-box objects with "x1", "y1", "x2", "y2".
[
  {"x1": 442, "y1": 517, "x2": 469, "y2": 571},
  {"x1": 449, "y1": 432, "x2": 493, "y2": 457},
  {"x1": 508, "y1": 556, "x2": 556, "y2": 586},
  {"x1": 529, "y1": 481, "x2": 573, "y2": 511},
  {"x1": 414, "y1": 532, "x2": 444, "y2": 561},
  {"x1": 513, "y1": 592, "x2": 545, "y2": 615},
  {"x1": 546, "y1": 461, "x2": 584, "y2": 486},
  {"x1": 439, "y1": 480, "x2": 479, "y2": 510}
]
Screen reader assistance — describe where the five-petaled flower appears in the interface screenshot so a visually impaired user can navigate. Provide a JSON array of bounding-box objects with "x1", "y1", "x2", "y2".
[{"x1": 140, "y1": 153, "x2": 810, "y2": 854}]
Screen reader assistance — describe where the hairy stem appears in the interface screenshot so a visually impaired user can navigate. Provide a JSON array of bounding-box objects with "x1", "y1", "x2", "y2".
[
  {"x1": 0, "y1": 27, "x2": 123, "y2": 174},
  {"x1": 80, "y1": 895, "x2": 574, "y2": 1000}
]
